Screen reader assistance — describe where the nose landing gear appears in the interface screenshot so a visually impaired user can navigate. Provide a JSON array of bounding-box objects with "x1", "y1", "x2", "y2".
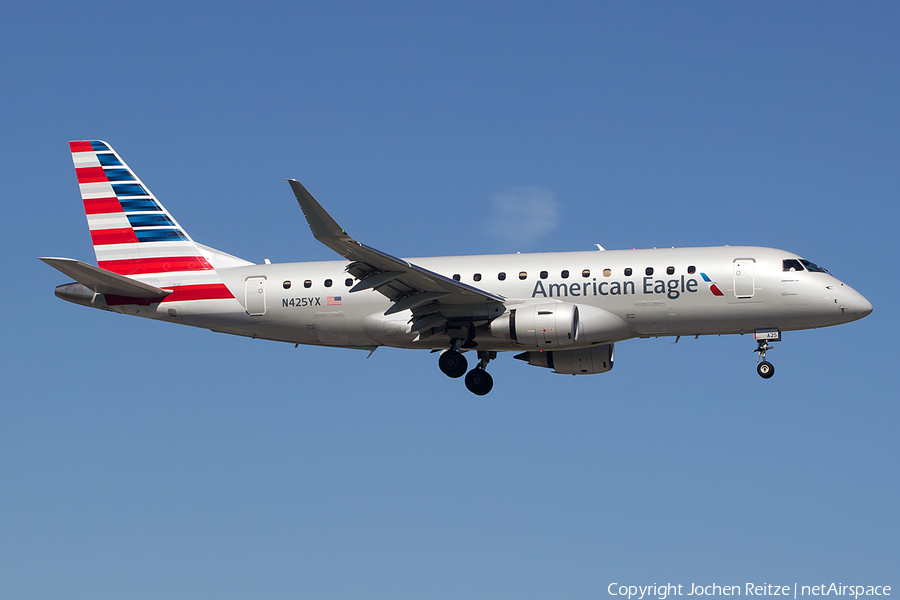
[{"x1": 754, "y1": 340, "x2": 775, "y2": 379}]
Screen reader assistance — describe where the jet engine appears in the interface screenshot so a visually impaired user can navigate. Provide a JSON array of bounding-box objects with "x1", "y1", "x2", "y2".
[
  {"x1": 489, "y1": 303, "x2": 630, "y2": 347},
  {"x1": 488, "y1": 302, "x2": 577, "y2": 347},
  {"x1": 515, "y1": 344, "x2": 615, "y2": 375}
]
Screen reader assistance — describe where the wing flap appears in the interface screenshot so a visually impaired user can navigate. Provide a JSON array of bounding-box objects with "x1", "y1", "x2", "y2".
[{"x1": 348, "y1": 270, "x2": 405, "y2": 293}]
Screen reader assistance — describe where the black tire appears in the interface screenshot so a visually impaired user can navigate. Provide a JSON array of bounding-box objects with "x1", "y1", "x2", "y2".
[
  {"x1": 757, "y1": 361, "x2": 775, "y2": 379},
  {"x1": 465, "y1": 368, "x2": 493, "y2": 395},
  {"x1": 439, "y1": 350, "x2": 468, "y2": 378}
]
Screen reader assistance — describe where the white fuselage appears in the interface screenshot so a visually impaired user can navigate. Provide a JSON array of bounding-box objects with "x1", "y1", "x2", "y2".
[{"x1": 112, "y1": 245, "x2": 871, "y2": 351}]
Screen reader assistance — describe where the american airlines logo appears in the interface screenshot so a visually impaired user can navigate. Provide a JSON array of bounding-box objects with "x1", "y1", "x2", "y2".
[{"x1": 700, "y1": 272, "x2": 725, "y2": 296}]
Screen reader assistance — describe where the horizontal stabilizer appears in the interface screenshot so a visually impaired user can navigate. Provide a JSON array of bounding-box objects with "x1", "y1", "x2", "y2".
[{"x1": 39, "y1": 257, "x2": 171, "y2": 298}]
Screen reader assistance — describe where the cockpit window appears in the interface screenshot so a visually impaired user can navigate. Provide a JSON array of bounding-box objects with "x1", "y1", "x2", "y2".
[
  {"x1": 783, "y1": 259, "x2": 804, "y2": 272},
  {"x1": 800, "y1": 259, "x2": 829, "y2": 273}
]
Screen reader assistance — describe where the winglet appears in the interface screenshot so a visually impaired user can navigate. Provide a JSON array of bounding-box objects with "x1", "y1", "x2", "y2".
[
  {"x1": 284, "y1": 179, "x2": 506, "y2": 311},
  {"x1": 287, "y1": 179, "x2": 356, "y2": 257}
]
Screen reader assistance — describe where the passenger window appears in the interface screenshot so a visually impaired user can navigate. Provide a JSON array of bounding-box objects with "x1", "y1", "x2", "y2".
[
  {"x1": 519, "y1": 271, "x2": 528, "y2": 280},
  {"x1": 666, "y1": 266, "x2": 674, "y2": 275},
  {"x1": 561, "y1": 270, "x2": 569, "y2": 279},
  {"x1": 283, "y1": 280, "x2": 291, "y2": 289},
  {"x1": 453, "y1": 274, "x2": 460, "y2": 281},
  {"x1": 540, "y1": 271, "x2": 548, "y2": 279},
  {"x1": 473, "y1": 273, "x2": 482, "y2": 282},
  {"x1": 687, "y1": 266, "x2": 696, "y2": 274},
  {"x1": 624, "y1": 268, "x2": 633, "y2": 276},
  {"x1": 304, "y1": 280, "x2": 312, "y2": 288},
  {"x1": 645, "y1": 267, "x2": 653, "y2": 276},
  {"x1": 324, "y1": 279, "x2": 332, "y2": 287},
  {"x1": 603, "y1": 269, "x2": 611, "y2": 277},
  {"x1": 498, "y1": 272, "x2": 506, "y2": 281},
  {"x1": 783, "y1": 259, "x2": 805, "y2": 272},
  {"x1": 582, "y1": 269, "x2": 590, "y2": 277},
  {"x1": 345, "y1": 278, "x2": 353, "y2": 286}
]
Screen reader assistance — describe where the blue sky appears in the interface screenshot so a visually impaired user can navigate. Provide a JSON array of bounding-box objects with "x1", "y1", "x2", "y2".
[{"x1": 2, "y1": 2, "x2": 897, "y2": 598}]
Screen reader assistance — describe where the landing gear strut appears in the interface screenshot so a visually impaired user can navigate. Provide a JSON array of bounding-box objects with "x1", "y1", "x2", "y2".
[
  {"x1": 465, "y1": 351, "x2": 496, "y2": 396},
  {"x1": 754, "y1": 340, "x2": 775, "y2": 379}
]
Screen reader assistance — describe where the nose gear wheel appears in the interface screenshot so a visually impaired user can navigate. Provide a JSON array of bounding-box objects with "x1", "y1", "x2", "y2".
[{"x1": 757, "y1": 361, "x2": 775, "y2": 378}]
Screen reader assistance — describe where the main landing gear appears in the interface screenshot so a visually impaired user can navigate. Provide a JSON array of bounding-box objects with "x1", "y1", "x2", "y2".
[
  {"x1": 438, "y1": 348, "x2": 468, "y2": 378},
  {"x1": 465, "y1": 351, "x2": 496, "y2": 396},
  {"x1": 438, "y1": 348, "x2": 496, "y2": 395},
  {"x1": 754, "y1": 339, "x2": 775, "y2": 379}
]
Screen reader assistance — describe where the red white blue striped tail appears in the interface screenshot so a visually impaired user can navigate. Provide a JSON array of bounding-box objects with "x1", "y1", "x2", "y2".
[{"x1": 70, "y1": 141, "x2": 233, "y2": 301}]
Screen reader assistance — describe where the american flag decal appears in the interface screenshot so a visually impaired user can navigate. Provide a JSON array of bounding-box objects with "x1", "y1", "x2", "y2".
[{"x1": 327, "y1": 296, "x2": 342, "y2": 305}]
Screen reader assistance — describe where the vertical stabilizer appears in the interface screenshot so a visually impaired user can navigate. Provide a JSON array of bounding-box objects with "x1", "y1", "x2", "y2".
[{"x1": 69, "y1": 141, "x2": 233, "y2": 300}]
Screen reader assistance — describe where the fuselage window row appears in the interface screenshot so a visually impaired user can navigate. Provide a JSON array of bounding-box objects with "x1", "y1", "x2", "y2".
[{"x1": 297, "y1": 265, "x2": 704, "y2": 290}]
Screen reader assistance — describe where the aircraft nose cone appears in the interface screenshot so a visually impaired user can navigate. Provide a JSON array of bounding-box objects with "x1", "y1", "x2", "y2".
[
  {"x1": 847, "y1": 291, "x2": 873, "y2": 318},
  {"x1": 857, "y1": 295, "x2": 873, "y2": 318}
]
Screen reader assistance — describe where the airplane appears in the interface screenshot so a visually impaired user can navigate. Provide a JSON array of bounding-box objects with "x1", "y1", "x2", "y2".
[{"x1": 42, "y1": 141, "x2": 873, "y2": 395}]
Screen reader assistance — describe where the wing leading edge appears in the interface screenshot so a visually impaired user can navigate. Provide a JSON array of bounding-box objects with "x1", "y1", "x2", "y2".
[{"x1": 287, "y1": 180, "x2": 506, "y2": 337}]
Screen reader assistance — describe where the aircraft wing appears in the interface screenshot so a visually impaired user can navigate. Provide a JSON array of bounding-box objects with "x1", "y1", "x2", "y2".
[
  {"x1": 288, "y1": 180, "x2": 505, "y2": 331},
  {"x1": 40, "y1": 257, "x2": 172, "y2": 298}
]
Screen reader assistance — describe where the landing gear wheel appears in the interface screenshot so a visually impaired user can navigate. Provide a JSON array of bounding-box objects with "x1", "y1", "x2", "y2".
[
  {"x1": 757, "y1": 361, "x2": 775, "y2": 379},
  {"x1": 465, "y1": 368, "x2": 494, "y2": 395},
  {"x1": 439, "y1": 350, "x2": 468, "y2": 378}
]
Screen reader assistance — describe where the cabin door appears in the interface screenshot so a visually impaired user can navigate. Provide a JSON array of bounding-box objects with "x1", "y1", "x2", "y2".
[
  {"x1": 245, "y1": 277, "x2": 267, "y2": 316},
  {"x1": 733, "y1": 259, "x2": 756, "y2": 299}
]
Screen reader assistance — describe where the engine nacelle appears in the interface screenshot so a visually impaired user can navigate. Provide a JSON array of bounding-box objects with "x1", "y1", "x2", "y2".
[
  {"x1": 515, "y1": 344, "x2": 615, "y2": 375},
  {"x1": 489, "y1": 303, "x2": 630, "y2": 347},
  {"x1": 489, "y1": 302, "x2": 578, "y2": 347}
]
